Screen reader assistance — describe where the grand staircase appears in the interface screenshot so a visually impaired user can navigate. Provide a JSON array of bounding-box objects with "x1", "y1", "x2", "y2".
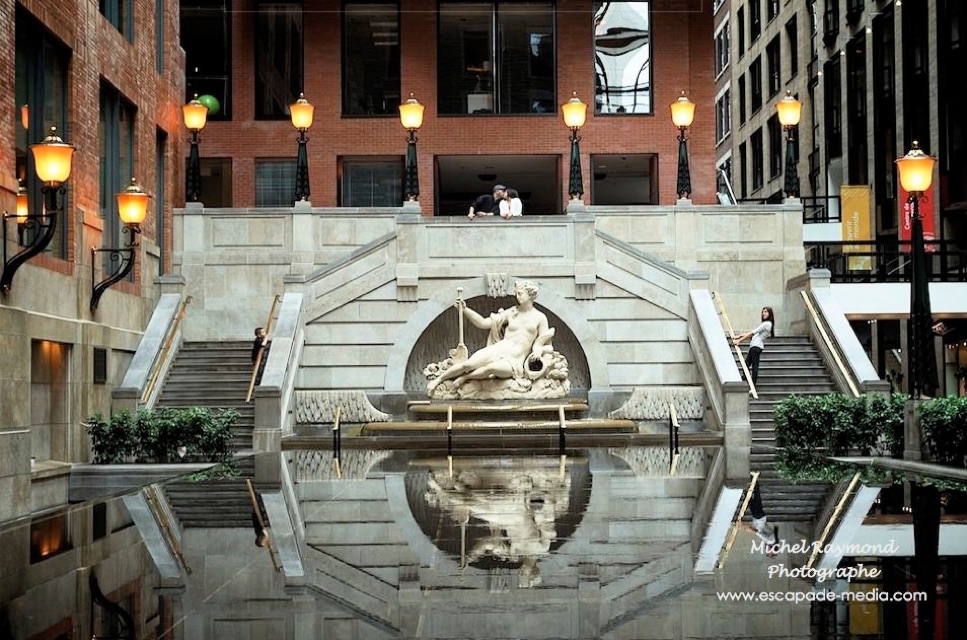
[
  {"x1": 742, "y1": 336, "x2": 840, "y2": 523},
  {"x1": 156, "y1": 341, "x2": 255, "y2": 451},
  {"x1": 156, "y1": 341, "x2": 262, "y2": 528}
]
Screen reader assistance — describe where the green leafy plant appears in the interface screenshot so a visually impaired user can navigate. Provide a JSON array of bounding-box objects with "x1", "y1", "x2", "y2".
[
  {"x1": 86, "y1": 407, "x2": 238, "y2": 464},
  {"x1": 919, "y1": 396, "x2": 967, "y2": 468},
  {"x1": 774, "y1": 393, "x2": 905, "y2": 484}
]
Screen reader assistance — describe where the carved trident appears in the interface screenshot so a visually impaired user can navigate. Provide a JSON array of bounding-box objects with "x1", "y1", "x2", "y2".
[{"x1": 453, "y1": 287, "x2": 469, "y2": 362}]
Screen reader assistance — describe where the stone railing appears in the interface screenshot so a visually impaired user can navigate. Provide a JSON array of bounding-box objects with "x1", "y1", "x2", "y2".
[{"x1": 253, "y1": 292, "x2": 305, "y2": 450}]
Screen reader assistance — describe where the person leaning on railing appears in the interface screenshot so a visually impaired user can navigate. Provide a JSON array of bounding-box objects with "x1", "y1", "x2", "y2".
[{"x1": 252, "y1": 326, "x2": 270, "y2": 385}]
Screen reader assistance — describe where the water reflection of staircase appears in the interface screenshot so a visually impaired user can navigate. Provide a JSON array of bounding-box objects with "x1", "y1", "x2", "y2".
[
  {"x1": 740, "y1": 336, "x2": 838, "y2": 523},
  {"x1": 156, "y1": 341, "x2": 260, "y2": 529}
]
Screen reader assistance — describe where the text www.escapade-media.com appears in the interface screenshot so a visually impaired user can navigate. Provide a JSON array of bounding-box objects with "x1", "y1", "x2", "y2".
[{"x1": 716, "y1": 589, "x2": 927, "y2": 604}]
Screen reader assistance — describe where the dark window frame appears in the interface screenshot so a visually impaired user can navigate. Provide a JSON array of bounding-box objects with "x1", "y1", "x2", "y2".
[
  {"x1": 100, "y1": 0, "x2": 134, "y2": 42},
  {"x1": 255, "y1": 1, "x2": 305, "y2": 120},
  {"x1": 342, "y1": 1, "x2": 402, "y2": 117},
  {"x1": 338, "y1": 156, "x2": 405, "y2": 207},
  {"x1": 181, "y1": 0, "x2": 233, "y2": 120}
]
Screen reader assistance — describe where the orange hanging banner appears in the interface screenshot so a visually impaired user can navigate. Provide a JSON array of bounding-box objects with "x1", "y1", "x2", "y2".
[{"x1": 841, "y1": 185, "x2": 872, "y2": 270}]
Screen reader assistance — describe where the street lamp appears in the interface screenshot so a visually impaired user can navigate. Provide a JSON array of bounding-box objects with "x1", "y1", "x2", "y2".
[
  {"x1": 290, "y1": 92, "x2": 314, "y2": 202},
  {"x1": 182, "y1": 94, "x2": 208, "y2": 202},
  {"x1": 776, "y1": 90, "x2": 802, "y2": 199},
  {"x1": 896, "y1": 140, "x2": 939, "y2": 399},
  {"x1": 2, "y1": 126, "x2": 75, "y2": 293},
  {"x1": 670, "y1": 90, "x2": 695, "y2": 200},
  {"x1": 91, "y1": 178, "x2": 149, "y2": 312},
  {"x1": 399, "y1": 93, "x2": 425, "y2": 204},
  {"x1": 561, "y1": 91, "x2": 587, "y2": 209}
]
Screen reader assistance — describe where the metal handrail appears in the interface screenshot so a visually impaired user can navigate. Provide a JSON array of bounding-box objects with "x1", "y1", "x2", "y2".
[
  {"x1": 143, "y1": 484, "x2": 192, "y2": 574},
  {"x1": 805, "y1": 472, "x2": 862, "y2": 569},
  {"x1": 805, "y1": 239, "x2": 967, "y2": 283},
  {"x1": 717, "y1": 471, "x2": 760, "y2": 569},
  {"x1": 141, "y1": 295, "x2": 193, "y2": 405},
  {"x1": 711, "y1": 292, "x2": 758, "y2": 398},
  {"x1": 668, "y1": 403, "x2": 680, "y2": 476},
  {"x1": 800, "y1": 290, "x2": 860, "y2": 397},
  {"x1": 247, "y1": 479, "x2": 282, "y2": 572},
  {"x1": 246, "y1": 294, "x2": 281, "y2": 403}
]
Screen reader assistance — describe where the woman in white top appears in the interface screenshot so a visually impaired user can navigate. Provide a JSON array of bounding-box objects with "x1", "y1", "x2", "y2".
[
  {"x1": 499, "y1": 188, "x2": 523, "y2": 218},
  {"x1": 732, "y1": 306, "x2": 775, "y2": 384}
]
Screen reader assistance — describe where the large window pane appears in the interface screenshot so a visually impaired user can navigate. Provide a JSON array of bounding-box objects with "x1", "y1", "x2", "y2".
[
  {"x1": 438, "y1": 2, "x2": 554, "y2": 115},
  {"x1": 15, "y1": 9, "x2": 69, "y2": 257},
  {"x1": 343, "y1": 4, "x2": 400, "y2": 115},
  {"x1": 99, "y1": 85, "x2": 136, "y2": 269},
  {"x1": 340, "y1": 157, "x2": 403, "y2": 206},
  {"x1": 255, "y1": 159, "x2": 298, "y2": 206},
  {"x1": 594, "y1": 1, "x2": 651, "y2": 115},
  {"x1": 181, "y1": 0, "x2": 232, "y2": 119},
  {"x1": 591, "y1": 154, "x2": 658, "y2": 204},
  {"x1": 100, "y1": 0, "x2": 133, "y2": 41},
  {"x1": 255, "y1": 2, "x2": 304, "y2": 119}
]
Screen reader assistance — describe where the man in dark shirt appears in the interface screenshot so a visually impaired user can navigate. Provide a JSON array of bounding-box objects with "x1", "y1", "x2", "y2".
[
  {"x1": 252, "y1": 327, "x2": 269, "y2": 385},
  {"x1": 468, "y1": 184, "x2": 507, "y2": 219}
]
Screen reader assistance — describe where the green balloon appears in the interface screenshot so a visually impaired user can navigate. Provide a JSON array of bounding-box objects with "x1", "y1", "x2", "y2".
[{"x1": 197, "y1": 94, "x2": 220, "y2": 116}]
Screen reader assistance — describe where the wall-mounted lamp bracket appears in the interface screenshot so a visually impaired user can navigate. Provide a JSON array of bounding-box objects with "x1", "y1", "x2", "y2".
[
  {"x1": 1, "y1": 185, "x2": 63, "y2": 294},
  {"x1": 90, "y1": 225, "x2": 142, "y2": 312}
]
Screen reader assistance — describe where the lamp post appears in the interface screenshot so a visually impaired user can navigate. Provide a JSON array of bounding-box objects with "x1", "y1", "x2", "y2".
[
  {"x1": 290, "y1": 92, "x2": 314, "y2": 202},
  {"x1": 2, "y1": 126, "x2": 74, "y2": 293},
  {"x1": 896, "y1": 141, "x2": 941, "y2": 640},
  {"x1": 776, "y1": 90, "x2": 802, "y2": 199},
  {"x1": 399, "y1": 93, "x2": 425, "y2": 206},
  {"x1": 670, "y1": 91, "x2": 696, "y2": 200},
  {"x1": 561, "y1": 92, "x2": 587, "y2": 211},
  {"x1": 91, "y1": 178, "x2": 149, "y2": 312},
  {"x1": 896, "y1": 141, "x2": 938, "y2": 399},
  {"x1": 182, "y1": 94, "x2": 208, "y2": 202}
]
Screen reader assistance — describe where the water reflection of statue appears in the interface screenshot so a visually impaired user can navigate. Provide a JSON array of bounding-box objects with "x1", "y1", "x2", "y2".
[
  {"x1": 424, "y1": 464, "x2": 571, "y2": 588},
  {"x1": 424, "y1": 280, "x2": 570, "y2": 399}
]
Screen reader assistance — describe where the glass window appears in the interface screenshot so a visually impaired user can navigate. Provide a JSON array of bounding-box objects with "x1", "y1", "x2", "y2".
[
  {"x1": 768, "y1": 114, "x2": 782, "y2": 179},
  {"x1": 738, "y1": 75, "x2": 747, "y2": 124},
  {"x1": 198, "y1": 158, "x2": 233, "y2": 206},
  {"x1": 255, "y1": 2, "x2": 304, "y2": 119},
  {"x1": 593, "y1": 1, "x2": 650, "y2": 115},
  {"x1": 750, "y1": 56, "x2": 762, "y2": 113},
  {"x1": 714, "y1": 21, "x2": 730, "y2": 77},
  {"x1": 750, "y1": 0, "x2": 761, "y2": 42},
  {"x1": 767, "y1": 0, "x2": 779, "y2": 22},
  {"x1": 30, "y1": 511, "x2": 71, "y2": 563},
  {"x1": 340, "y1": 157, "x2": 404, "y2": 206},
  {"x1": 99, "y1": 84, "x2": 136, "y2": 265},
  {"x1": 590, "y1": 154, "x2": 658, "y2": 204},
  {"x1": 739, "y1": 142, "x2": 748, "y2": 199},
  {"x1": 181, "y1": 0, "x2": 232, "y2": 119},
  {"x1": 438, "y1": 2, "x2": 555, "y2": 116},
  {"x1": 716, "y1": 89, "x2": 731, "y2": 143},
  {"x1": 343, "y1": 3, "x2": 400, "y2": 115},
  {"x1": 737, "y1": 7, "x2": 745, "y2": 56},
  {"x1": 751, "y1": 128, "x2": 764, "y2": 191},
  {"x1": 785, "y1": 16, "x2": 798, "y2": 80},
  {"x1": 156, "y1": 0, "x2": 165, "y2": 73},
  {"x1": 256, "y1": 159, "x2": 298, "y2": 206},
  {"x1": 766, "y1": 37, "x2": 780, "y2": 97},
  {"x1": 155, "y1": 130, "x2": 167, "y2": 275},
  {"x1": 100, "y1": 0, "x2": 133, "y2": 41},
  {"x1": 15, "y1": 9, "x2": 70, "y2": 257}
]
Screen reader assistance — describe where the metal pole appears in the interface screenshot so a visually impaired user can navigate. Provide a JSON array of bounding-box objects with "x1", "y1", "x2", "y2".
[
  {"x1": 676, "y1": 126, "x2": 691, "y2": 199},
  {"x1": 403, "y1": 129, "x2": 419, "y2": 201},
  {"x1": 783, "y1": 126, "x2": 800, "y2": 198},
  {"x1": 294, "y1": 129, "x2": 310, "y2": 201},
  {"x1": 186, "y1": 130, "x2": 202, "y2": 202},
  {"x1": 568, "y1": 128, "x2": 583, "y2": 200}
]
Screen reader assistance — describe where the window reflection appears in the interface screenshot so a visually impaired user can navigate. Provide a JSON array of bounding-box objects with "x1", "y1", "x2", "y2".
[
  {"x1": 594, "y1": 1, "x2": 651, "y2": 115},
  {"x1": 438, "y1": 3, "x2": 555, "y2": 115},
  {"x1": 255, "y1": 2, "x2": 304, "y2": 119}
]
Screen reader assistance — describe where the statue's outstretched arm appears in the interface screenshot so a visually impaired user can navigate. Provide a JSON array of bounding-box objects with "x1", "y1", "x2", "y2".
[{"x1": 463, "y1": 305, "x2": 492, "y2": 329}]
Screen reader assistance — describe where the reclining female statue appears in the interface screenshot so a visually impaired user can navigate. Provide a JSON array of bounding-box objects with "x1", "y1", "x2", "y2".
[{"x1": 426, "y1": 280, "x2": 559, "y2": 396}]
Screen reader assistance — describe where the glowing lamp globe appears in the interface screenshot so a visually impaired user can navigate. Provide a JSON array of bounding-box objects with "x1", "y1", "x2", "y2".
[
  {"x1": 31, "y1": 127, "x2": 75, "y2": 185},
  {"x1": 399, "y1": 93, "x2": 425, "y2": 130},
  {"x1": 670, "y1": 91, "x2": 696, "y2": 129},
  {"x1": 776, "y1": 91, "x2": 802, "y2": 128},
  {"x1": 116, "y1": 178, "x2": 149, "y2": 227},
  {"x1": 561, "y1": 92, "x2": 587, "y2": 129},
  {"x1": 182, "y1": 95, "x2": 209, "y2": 131},
  {"x1": 895, "y1": 141, "x2": 936, "y2": 194},
  {"x1": 290, "y1": 93, "x2": 315, "y2": 131}
]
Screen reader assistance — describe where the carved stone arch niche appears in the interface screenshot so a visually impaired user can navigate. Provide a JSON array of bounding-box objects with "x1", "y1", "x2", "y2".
[{"x1": 403, "y1": 294, "x2": 592, "y2": 393}]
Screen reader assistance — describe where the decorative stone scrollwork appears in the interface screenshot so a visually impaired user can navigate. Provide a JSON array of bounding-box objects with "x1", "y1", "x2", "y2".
[
  {"x1": 486, "y1": 273, "x2": 509, "y2": 298},
  {"x1": 608, "y1": 446, "x2": 706, "y2": 477},
  {"x1": 608, "y1": 387, "x2": 706, "y2": 421},
  {"x1": 295, "y1": 390, "x2": 391, "y2": 424},
  {"x1": 293, "y1": 449, "x2": 390, "y2": 481}
]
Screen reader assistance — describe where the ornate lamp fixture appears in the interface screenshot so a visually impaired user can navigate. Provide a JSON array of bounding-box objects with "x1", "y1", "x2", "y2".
[
  {"x1": 669, "y1": 90, "x2": 695, "y2": 200},
  {"x1": 182, "y1": 94, "x2": 208, "y2": 202},
  {"x1": 2, "y1": 126, "x2": 74, "y2": 293},
  {"x1": 561, "y1": 91, "x2": 588, "y2": 207},
  {"x1": 290, "y1": 92, "x2": 314, "y2": 202},
  {"x1": 90, "y1": 178, "x2": 149, "y2": 312},
  {"x1": 776, "y1": 90, "x2": 802, "y2": 198},
  {"x1": 399, "y1": 93, "x2": 425, "y2": 203}
]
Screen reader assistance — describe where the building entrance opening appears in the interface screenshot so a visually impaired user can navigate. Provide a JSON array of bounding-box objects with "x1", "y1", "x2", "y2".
[{"x1": 436, "y1": 155, "x2": 559, "y2": 215}]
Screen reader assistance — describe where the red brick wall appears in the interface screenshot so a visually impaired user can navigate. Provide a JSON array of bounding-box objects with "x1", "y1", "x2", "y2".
[
  {"x1": 0, "y1": 0, "x2": 185, "y2": 289},
  {"x1": 200, "y1": 0, "x2": 715, "y2": 210}
]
